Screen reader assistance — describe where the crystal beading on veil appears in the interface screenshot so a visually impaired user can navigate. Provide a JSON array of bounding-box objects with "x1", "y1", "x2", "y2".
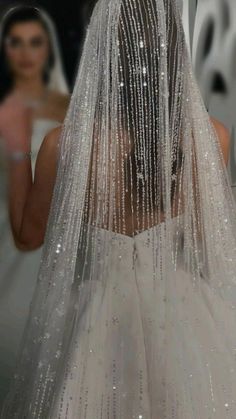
[{"x1": 1, "y1": 0, "x2": 236, "y2": 418}]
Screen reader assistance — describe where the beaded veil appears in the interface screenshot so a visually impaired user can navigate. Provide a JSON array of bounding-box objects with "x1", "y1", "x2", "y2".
[{"x1": 2, "y1": 0, "x2": 236, "y2": 417}]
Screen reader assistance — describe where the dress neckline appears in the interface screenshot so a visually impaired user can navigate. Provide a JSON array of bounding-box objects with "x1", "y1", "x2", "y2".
[
  {"x1": 33, "y1": 117, "x2": 62, "y2": 125},
  {"x1": 86, "y1": 213, "x2": 184, "y2": 241}
]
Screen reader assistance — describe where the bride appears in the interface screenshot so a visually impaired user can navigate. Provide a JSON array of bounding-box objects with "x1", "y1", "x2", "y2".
[
  {"x1": 0, "y1": 5, "x2": 69, "y2": 407},
  {"x1": 1, "y1": 0, "x2": 236, "y2": 417}
]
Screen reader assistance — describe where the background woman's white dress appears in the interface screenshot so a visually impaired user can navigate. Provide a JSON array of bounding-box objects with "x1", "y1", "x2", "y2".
[{"x1": 0, "y1": 118, "x2": 61, "y2": 407}]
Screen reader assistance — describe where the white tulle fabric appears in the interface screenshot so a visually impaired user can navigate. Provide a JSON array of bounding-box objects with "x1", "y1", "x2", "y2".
[
  {"x1": 38, "y1": 9, "x2": 69, "y2": 94},
  {"x1": 1, "y1": 0, "x2": 236, "y2": 418}
]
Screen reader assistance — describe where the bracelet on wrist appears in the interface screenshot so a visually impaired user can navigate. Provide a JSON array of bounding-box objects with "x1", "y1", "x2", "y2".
[{"x1": 7, "y1": 150, "x2": 32, "y2": 162}]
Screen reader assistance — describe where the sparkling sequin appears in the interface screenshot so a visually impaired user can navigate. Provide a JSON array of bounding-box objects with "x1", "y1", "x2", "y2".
[{"x1": 3, "y1": 1, "x2": 236, "y2": 418}]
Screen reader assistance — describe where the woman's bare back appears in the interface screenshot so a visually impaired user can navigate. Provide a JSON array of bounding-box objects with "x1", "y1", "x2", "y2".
[{"x1": 21, "y1": 116, "x2": 230, "y2": 249}]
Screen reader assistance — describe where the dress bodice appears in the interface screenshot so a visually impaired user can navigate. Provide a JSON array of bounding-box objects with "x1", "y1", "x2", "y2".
[
  {"x1": 75, "y1": 214, "x2": 184, "y2": 287},
  {"x1": 30, "y1": 118, "x2": 61, "y2": 174}
]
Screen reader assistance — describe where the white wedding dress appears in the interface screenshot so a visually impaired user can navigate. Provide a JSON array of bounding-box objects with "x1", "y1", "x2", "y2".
[
  {"x1": 2, "y1": 2, "x2": 236, "y2": 418},
  {"x1": 51, "y1": 216, "x2": 236, "y2": 419},
  {"x1": 0, "y1": 118, "x2": 61, "y2": 408}
]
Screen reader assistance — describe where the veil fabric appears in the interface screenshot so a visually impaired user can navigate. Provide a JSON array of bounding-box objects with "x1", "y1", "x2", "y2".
[
  {"x1": 1, "y1": 0, "x2": 236, "y2": 417},
  {"x1": 39, "y1": 9, "x2": 69, "y2": 94}
]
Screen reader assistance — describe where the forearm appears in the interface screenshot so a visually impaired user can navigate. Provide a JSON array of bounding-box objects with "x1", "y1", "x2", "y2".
[
  {"x1": 0, "y1": 96, "x2": 51, "y2": 249},
  {"x1": 17, "y1": 183, "x2": 50, "y2": 250},
  {"x1": 7, "y1": 153, "x2": 34, "y2": 248},
  {"x1": 7, "y1": 128, "x2": 60, "y2": 251}
]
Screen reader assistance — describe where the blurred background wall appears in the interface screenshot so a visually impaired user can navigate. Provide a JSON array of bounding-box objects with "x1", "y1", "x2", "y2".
[{"x1": 192, "y1": 0, "x2": 236, "y2": 196}]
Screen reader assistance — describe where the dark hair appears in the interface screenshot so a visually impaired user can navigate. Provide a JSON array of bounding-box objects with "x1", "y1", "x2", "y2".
[
  {"x1": 118, "y1": 0, "x2": 185, "y2": 215},
  {"x1": 0, "y1": 5, "x2": 55, "y2": 101}
]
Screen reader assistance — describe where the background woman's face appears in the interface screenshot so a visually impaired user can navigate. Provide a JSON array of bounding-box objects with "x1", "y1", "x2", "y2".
[{"x1": 4, "y1": 21, "x2": 50, "y2": 80}]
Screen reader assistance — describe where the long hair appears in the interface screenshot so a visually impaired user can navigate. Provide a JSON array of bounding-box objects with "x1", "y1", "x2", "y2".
[{"x1": 118, "y1": 0, "x2": 184, "y2": 215}]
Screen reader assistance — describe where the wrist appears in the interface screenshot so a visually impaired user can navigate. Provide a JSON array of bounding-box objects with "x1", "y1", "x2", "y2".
[{"x1": 7, "y1": 150, "x2": 32, "y2": 162}]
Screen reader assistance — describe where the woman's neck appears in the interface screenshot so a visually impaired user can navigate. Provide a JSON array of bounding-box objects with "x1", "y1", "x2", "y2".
[{"x1": 13, "y1": 76, "x2": 47, "y2": 99}]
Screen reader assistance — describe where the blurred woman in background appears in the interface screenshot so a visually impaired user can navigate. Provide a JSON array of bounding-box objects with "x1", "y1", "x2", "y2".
[{"x1": 0, "y1": 5, "x2": 70, "y2": 407}]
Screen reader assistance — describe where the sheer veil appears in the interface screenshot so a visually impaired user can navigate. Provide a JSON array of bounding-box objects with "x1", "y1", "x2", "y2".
[
  {"x1": 1, "y1": 0, "x2": 236, "y2": 417},
  {"x1": 0, "y1": 6, "x2": 69, "y2": 94},
  {"x1": 38, "y1": 9, "x2": 69, "y2": 94}
]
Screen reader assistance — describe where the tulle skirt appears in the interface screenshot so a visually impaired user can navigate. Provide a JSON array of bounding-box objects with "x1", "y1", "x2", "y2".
[{"x1": 51, "y1": 227, "x2": 236, "y2": 419}]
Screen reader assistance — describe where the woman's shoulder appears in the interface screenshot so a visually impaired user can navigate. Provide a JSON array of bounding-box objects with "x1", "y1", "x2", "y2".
[
  {"x1": 34, "y1": 126, "x2": 62, "y2": 186},
  {"x1": 38, "y1": 126, "x2": 62, "y2": 161},
  {"x1": 209, "y1": 115, "x2": 231, "y2": 165},
  {"x1": 43, "y1": 125, "x2": 62, "y2": 148},
  {"x1": 210, "y1": 116, "x2": 229, "y2": 137}
]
